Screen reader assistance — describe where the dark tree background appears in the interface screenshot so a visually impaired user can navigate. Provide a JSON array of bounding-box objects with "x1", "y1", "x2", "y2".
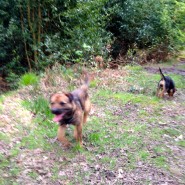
[{"x1": 0, "y1": 0, "x2": 184, "y2": 77}]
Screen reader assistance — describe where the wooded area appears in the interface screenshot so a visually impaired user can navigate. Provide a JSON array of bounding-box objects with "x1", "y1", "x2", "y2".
[
  {"x1": 0, "y1": 0, "x2": 185, "y2": 79},
  {"x1": 1, "y1": 1, "x2": 185, "y2": 184}
]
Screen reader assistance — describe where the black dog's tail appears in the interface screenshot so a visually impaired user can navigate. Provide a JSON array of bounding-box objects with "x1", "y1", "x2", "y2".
[{"x1": 159, "y1": 67, "x2": 165, "y2": 79}]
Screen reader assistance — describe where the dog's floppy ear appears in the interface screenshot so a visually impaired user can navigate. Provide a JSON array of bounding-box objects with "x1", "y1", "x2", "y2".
[{"x1": 65, "y1": 93, "x2": 74, "y2": 102}]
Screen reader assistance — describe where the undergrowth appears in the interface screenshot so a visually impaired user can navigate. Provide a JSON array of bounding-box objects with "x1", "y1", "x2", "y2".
[{"x1": 19, "y1": 73, "x2": 39, "y2": 86}]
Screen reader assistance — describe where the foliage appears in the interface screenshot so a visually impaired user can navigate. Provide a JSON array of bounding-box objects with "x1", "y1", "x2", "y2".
[
  {"x1": 19, "y1": 73, "x2": 39, "y2": 86},
  {"x1": 60, "y1": 0, "x2": 111, "y2": 63},
  {"x1": 23, "y1": 96, "x2": 51, "y2": 117},
  {"x1": 5, "y1": 72, "x2": 20, "y2": 89},
  {"x1": 0, "y1": 0, "x2": 110, "y2": 75},
  {"x1": 0, "y1": 0, "x2": 185, "y2": 77},
  {"x1": 105, "y1": 0, "x2": 185, "y2": 58}
]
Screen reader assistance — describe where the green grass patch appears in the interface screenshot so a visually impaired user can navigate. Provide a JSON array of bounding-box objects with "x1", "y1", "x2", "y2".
[
  {"x1": 20, "y1": 121, "x2": 57, "y2": 150},
  {"x1": 162, "y1": 128, "x2": 180, "y2": 137},
  {"x1": 22, "y1": 96, "x2": 52, "y2": 119},
  {"x1": 28, "y1": 171, "x2": 39, "y2": 179},
  {"x1": 149, "y1": 127, "x2": 163, "y2": 140},
  {"x1": 62, "y1": 67, "x2": 75, "y2": 79},
  {"x1": 0, "y1": 133, "x2": 10, "y2": 143},
  {"x1": 0, "y1": 154, "x2": 9, "y2": 168},
  {"x1": 153, "y1": 156, "x2": 167, "y2": 168},
  {"x1": 89, "y1": 79, "x2": 99, "y2": 88},
  {"x1": 177, "y1": 140, "x2": 185, "y2": 147},
  {"x1": 0, "y1": 95, "x2": 5, "y2": 104},
  {"x1": 88, "y1": 132, "x2": 101, "y2": 144},
  {"x1": 137, "y1": 150, "x2": 150, "y2": 161},
  {"x1": 126, "y1": 65, "x2": 143, "y2": 72},
  {"x1": 100, "y1": 156, "x2": 117, "y2": 168},
  {"x1": 9, "y1": 165, "x2": 20, "y2": 177},
  {"x1": 73, "y1": 143, "x2": 84, "y2": 152},
  {"x1": 19, "y1": 73, "x2": 39, "y2": 86},
  {"x1": 170, "y1": 74, "x2": 185, "y2": 88},
  {"x1": 153, "y1": 145, "x2": 171, "y2": 155},
  {"x1": 0, "y1": 153, "x2": 20, "y2": 184},
  {"x1": 21, "y1": 96, "x2": 58, "y2": 150},
  {"x1": 125, "y1": 66, "x2": 159, "y2": 95},
  {"x1": 10, "y1": 147, "x2": 20, "y2": 158},
  {"x1": 94, "y1": 89, "x2": 159, "y2": 106}
]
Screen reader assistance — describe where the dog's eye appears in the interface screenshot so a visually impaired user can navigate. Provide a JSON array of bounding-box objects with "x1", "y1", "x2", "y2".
[{"x1": 60, "y1": 102, "x2": 66, "y2": 106}]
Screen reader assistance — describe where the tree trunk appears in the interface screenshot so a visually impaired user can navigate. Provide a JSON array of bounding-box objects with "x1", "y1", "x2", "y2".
[
  {"x1": 38, "y1": 1, "x2": 41, "y2": 44},
  {"x1": 19, "y1": 5, "x2": 32, "y2": 71},
  {"x1": 27, "y1": 0, "x2": 37, "y2": 63}
]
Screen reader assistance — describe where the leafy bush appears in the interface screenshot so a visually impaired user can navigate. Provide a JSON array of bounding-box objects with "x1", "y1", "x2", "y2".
[
  {"x1": 19, "y1": 73, "x2": 39, "y2": 86},
  {"x1": 106, "y1": 0, "x2": 185, "y2": 59},
  {"x1": 1, "y1": 0, "x2": 185, "y2": 76},
  {"x1": 42, "y1": 0, "x2": 111, "y2": 65},
  {"x1": 6, "y1": 73, "x2": 20, "y2": 90}
]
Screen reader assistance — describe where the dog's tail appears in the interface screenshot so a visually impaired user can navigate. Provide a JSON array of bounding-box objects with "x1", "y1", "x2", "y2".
[
  {"x1": 81, "y1": 71, "x2": 90, "y2": 91},
  {"x1": 159, "y1": 67, "x2": 165, "y2": 79}
]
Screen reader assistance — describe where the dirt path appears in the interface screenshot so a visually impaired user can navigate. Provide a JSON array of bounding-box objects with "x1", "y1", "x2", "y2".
[{"x1": 144, "y1": 59, "x2": 185, "y2": 76}]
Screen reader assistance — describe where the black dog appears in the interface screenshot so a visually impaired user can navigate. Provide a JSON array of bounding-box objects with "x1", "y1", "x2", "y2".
[{"x1": 156, "y1": 67, "x2": 176, "y2": 98}]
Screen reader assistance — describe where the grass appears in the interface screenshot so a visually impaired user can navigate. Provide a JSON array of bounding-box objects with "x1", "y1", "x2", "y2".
[
  {"x1": 153, "y1": 156, "x2": 167, "y2": 168},
  {"x1": 177, "y1": 140, "x2": 185, "y2": 147},
  {"x1": 89, "y1": 79, "x2": 99, "y2": 88},
  {"x1": 19, "y1": 73, "x2": 39, "y2": 86},
  {"x1": 22, "y1": 96, "x2": 53, "y2": 118},
  {"x1": 0, "y1": 132, "x2": 10, "y2": 143},
  {"x1": 0, "y1": 63, "x2": 185, "y2": 184},
  {"x1": 0, "y1": 95, "x2": 5, "y2": 104},
  {"x1": 163, "y1": 128, "x2": 180, "y2": 137}
]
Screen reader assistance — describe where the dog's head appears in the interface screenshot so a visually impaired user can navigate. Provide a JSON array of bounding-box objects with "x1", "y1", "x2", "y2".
[{"x1": 50, "y1": 93, "x2": 74, "y2": 122}]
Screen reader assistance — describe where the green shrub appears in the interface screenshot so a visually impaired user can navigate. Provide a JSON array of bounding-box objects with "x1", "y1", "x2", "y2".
[
  {"x1": 19, "y1": 73, "x2": 39, "y2": 86},
  {"x1": 6, "y1": 72, "x2": 20, "y2": 89},
  {"x1": 22, "y1": 96, "x2": 51, "y2": 118},
  {"x1": 106, "y1": 0, "x2": 185, "y2": 58},
  {"x1": 43, "y1": 0, "x2": 111, "y2": 64}
]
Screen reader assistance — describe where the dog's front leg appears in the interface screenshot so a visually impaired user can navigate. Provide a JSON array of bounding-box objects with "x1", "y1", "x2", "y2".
[
  {"x1": 156, "y1": 87, "x2": 160, "y2": 97},
  {"x1": 57, "y1": 125, "x2": 71, "y2": 147},
  {"x1": 159, "y1": 89, "x2": 165, "y2": 98}
]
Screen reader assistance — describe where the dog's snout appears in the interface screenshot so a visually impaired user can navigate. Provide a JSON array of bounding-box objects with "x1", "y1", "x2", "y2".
[{"x1": 51, "y1": 108, "x2": 61, "y2": 115}]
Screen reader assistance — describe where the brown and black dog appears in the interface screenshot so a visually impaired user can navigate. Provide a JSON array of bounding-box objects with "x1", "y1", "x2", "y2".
[
  {"x1": 156, "y1": 67, "x2": 176, "y2": 98},
  {"x1": 50, "y1": 74, "x2": 91, "y2": 147}
]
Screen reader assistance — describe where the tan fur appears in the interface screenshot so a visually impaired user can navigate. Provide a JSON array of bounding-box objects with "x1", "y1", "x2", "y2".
[
  {"x1": 50, "y1": 82, "x2": 91, "y2": 147},
  {"x1": 169, "y1": 89, "x2": 174, "y2": 97},
  {"x1": 156, "y1": 80, "x2": 166, "y2": 98}
]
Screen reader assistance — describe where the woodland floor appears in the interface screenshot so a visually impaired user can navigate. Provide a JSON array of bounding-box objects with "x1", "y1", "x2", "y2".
[{"x1": 0, "y1": 59, "x2": 185, "y2": 185}]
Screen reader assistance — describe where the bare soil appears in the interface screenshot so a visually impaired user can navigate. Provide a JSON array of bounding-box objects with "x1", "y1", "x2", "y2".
[{"x1": 144, "y1": 59, "x2": 185, "y2": 76}]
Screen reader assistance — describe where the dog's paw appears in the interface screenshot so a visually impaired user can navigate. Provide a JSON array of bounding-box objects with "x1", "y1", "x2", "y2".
[{"x1": 63, "y1": 142, "x2": 72, "y2": 148}]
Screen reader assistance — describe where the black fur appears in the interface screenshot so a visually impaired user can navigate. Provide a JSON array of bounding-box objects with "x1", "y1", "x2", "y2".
[
  {"x1": 164, "y1": 76, "x2": 176, "y2": 94},
  {"x1": 158, "y1": 67, "x2": 176, "y2": 96}
]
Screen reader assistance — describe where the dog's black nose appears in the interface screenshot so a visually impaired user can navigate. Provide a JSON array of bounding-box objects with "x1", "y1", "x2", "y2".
[{"x1": 51, "y1": 108, "x2": 61, "y2": 115}]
